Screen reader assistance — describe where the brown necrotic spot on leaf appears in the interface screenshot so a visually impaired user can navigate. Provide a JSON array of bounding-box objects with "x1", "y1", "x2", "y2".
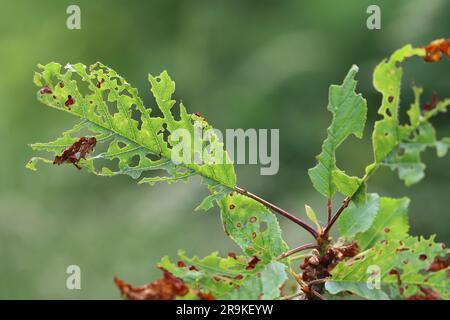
[
  {"x1": 229, "y1": 204, "x2": 235, "y2": 210},
  {"x1": 53, "y1": 137, "x2": 97, "y2": 170},
  {"x1": 236, "y1": 222, "x2": 241, "y2": 228},
  {"x1": 114, "y1": 269, "x2": 189, "y2": 300},
  {"x1": 419, "y1": 254, "x2": 427, "y2": 261},
  {"x1": 388, "y1": 96, "x2": 394, "y2": 103},
  {"x1": 252, "y1": 232, "x2": 257, "y2": 239},
  {"x1": 234, "y1": 274, "x2": 244, "y2": 280},
  {"x1": 384, "y1": 227, "x2": 390, "y2": 233},
  {"x1": 249, "y1": 216, "x2": 257, "y2": 223},
  {"x1": 64, "y1": 95, "x2": 75, "y2": 109},
  {"x1": 177, "y1": 261, "x2": 186, "y2": 268},
  {"x1": 426, "y1": 253, "x2": 450, "y2": 272},
  {"x1": 246, "y1": 256, "x2": 261, "y2": 270},
  {"x1": 197, "y1": 292, "x2": 215, "y2": 300},
  {"x1": 188, "y1": 265, "x2": 198, "y2": 271},
  {"x1": 389, "y1": 269, "x2": 403, "y2": 295},
  {"x1": 406, "y1": 286, "x2": 440, "y2": 300},
  {"x1": 59, "y1": 82, "x2": 64, "y2": 88},
  {"x1": 423, "y1": 92, "x2": 439, "y2": 111},
  {"x1": 228, "y1": 252, "x2": 237, "y2": 259},
  {"x1": 96, "y1": 78, "x2": 105, "y2": 88},
  {"x1": 39, "y1": 85, "x2": 52, "y2": 95}
]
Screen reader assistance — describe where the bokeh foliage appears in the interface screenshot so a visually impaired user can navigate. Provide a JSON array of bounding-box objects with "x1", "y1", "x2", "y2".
[{"x1": 0, "y1": 0, "x2": 449, "y2": 298}]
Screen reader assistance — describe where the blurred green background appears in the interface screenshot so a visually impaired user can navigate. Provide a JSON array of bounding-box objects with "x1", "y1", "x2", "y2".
[{"x1": 0, "y1": 0, "x2": 449, "y2": 299}]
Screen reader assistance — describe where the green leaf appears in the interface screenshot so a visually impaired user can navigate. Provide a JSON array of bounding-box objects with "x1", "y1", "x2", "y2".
[
  {"x1": 327, "y1": 236, "x2": 449, "y2": 300},
  {"x1": 159, "y1": 251, "x2": 287, "y2": 300},
  {"x1": 224, "y1": 261, "x2": 287, "y2": 300},
  {"x1": 308, "y1": 65, "x2": 367, "y2": 198},
  {"x1": 436, "y1": 138, "x2": 450, "y2": 157},
  {"x1": 332, "y1": 170, "x2": 363, "y2": 198},
  {"x1": 371, "y1": 45, "x2": 449, "y2": 187},
  {"x1": 339, "y1": 193, "x2": 380, "y2": 238},
  {"x1": 383, "y1": 120, "x2": 450, "y2": 187},
  {"x1": 406, "y1": 86, "x2": 422, "y2": 128},
  {"x1": 356, "y1": 197, "x2": 409, "y2": 250},
  {"x1": 28, "y1": 62, "x2": 236, "y2": 199},
  {"x1": 325, "y1": 281, "x2": 390, "y2": 300},
  {"x1": 372, "y1": 45, "x2": 425, "y2": 163},
  {"x1": 160, "y1": 251, "x2": 248, "y2": 298},
  {"x1": 219, "y1": 193, "x2": 288, "y2": 262},
  {"x1": 305, "y1": 205, "x2": 321, "y2": 230}
]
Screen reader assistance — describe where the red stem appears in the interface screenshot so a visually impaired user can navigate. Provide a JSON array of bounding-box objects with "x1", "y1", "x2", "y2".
[
  {"x1": 234, "y1": 187, "x2": 318, "y2": 238},
  {"x1": 277, "y1": 243, "x2": 318, "y2": 260},
  {"x1": 327, "y1": 198, "x2": 332, "y2": 223},
  {"x1": 323, "y1": 197, "x2": 351, "y2": 235}
]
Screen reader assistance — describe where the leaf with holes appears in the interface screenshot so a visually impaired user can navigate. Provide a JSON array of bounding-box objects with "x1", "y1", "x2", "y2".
[
  {"x1": 326, "y1": 236, "x2": 449, "y2": 300},
  {"x1": 355, "y1": 197, "x2": 410, "y2": 250},
  {"x1": 219, "y1": 193, "x2": 288, "y2": 262},
  {"x1": 29, "y1": 62, "x2": 236, "y2": 204},
  {"x1": 159, "y1": 250, "x2": 287, "y2": 300},
  {"x1": 338, "y1": 193, "x2": 380, "y2": 239},
  {"x1": 308, "y1": 65, "x2": 367, "y2": 198}
]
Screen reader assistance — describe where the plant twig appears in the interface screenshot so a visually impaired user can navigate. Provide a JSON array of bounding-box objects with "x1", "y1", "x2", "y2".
[
  {"x1": 327, "y1": 198, "x2": 332, "y2": 223},
  {"x1": 287, "y1": 253, "x2": 311, "y2": 261},
  {"x1": 235, "y1": 186, "x2": 318, "y2": 238},
  {"x1": 276, "y1": 243, "x2": 318, "y2": 260},
  {"x1": 307, "y1": 278, "x2": 329, "y2": 286},
  {"x1": 279, "y1": 291, "x2": 304, "y2": 300},
  {"x1": 323, "y1": 197, "x2": 350, "y2": 235},
  {"x1": 311, "y1": 289, "x2": 327, "y2": 300}
]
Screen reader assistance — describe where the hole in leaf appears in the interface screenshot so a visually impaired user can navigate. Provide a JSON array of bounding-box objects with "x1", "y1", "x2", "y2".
[
  {"x1": 128, "y1": 155, "x2": 141, "y2": 168},
  {"x1": 259, "y1": 222, "x2": 268, "y2": 232}
]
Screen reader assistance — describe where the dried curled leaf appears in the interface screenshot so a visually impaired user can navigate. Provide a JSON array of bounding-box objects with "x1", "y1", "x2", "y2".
[
  {"x1": 422, "y1": 38, "x2": 450, "y2": 62},
  {"x1": 53, "y1": 136, "x2": 97, "y2": 169},
  {"x1": 114, "y1": 269, "x2": 189, "y2": 300}
]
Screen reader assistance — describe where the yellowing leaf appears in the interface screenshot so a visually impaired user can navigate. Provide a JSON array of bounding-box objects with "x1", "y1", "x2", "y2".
[{"x1": 305, "y1": 205, "x2": 320, "y2": 230}]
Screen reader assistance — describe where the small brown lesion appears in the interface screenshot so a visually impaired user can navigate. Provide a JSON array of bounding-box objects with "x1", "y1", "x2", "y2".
[
  {"x1": 64, "y1": 95, "x2": 75, "y2": 110},
  {"x1": 423, "y1": 91, "x2": 439, "y2": 112},
  {"x1": 39, "y1": 85, "x2": 52, "y2": 95}
]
